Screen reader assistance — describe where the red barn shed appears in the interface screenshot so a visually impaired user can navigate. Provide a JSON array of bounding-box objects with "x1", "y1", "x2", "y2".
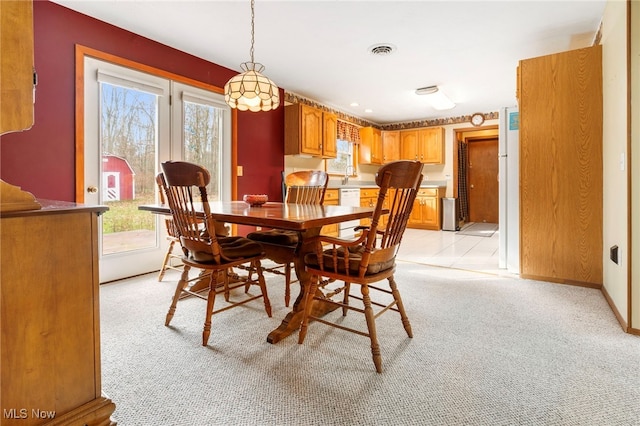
[{"x1": 102, "y1": 154, "x2": 135, "y2": 201}]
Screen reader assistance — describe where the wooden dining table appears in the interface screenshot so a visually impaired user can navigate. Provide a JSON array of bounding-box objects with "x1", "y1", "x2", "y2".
[{"x1": 139, "y1": 200, "x2": 377, "y2": 343}]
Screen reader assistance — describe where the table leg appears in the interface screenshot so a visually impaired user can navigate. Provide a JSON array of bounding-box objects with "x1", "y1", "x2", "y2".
[{"x1": 267, "y1": 227, "x2": 338, "y2": 344}]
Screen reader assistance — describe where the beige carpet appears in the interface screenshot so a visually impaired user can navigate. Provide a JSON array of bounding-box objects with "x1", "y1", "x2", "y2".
[{"x1": 99, "y1": 263, "x2": 640, "y2": 425}]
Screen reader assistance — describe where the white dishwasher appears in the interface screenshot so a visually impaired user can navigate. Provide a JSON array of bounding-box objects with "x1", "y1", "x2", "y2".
[{"x1": 338, "y1": 188, "x2": 361, "y2": 238}]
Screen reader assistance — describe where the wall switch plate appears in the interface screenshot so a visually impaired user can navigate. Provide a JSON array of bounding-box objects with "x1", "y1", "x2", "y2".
[{"x1": 610, "y1": 245, "x2": 619, "y2": 264}]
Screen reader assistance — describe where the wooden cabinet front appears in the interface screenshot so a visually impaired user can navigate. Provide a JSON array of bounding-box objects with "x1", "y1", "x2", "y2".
[
  {"x1": 0, "y1": 203, "x2": 115, "y2": 426},
  {"x1": 1, "y1": 0, "x2": 35, "y2": 134},
  {"x1": 408, "y1": 188, "x2": 443, "y2": 230},
  {"x1": 322, "y1": 112, "x2": 338, "y2": 158},
  {"x1": 285, "y1": 103, "x2": 322, "y2": 156},
  {"x1": 382, "y1": 131, "x2": 400, "y2": 163},
  {"x1": 400, "y1": 127, "x2": 444, "y2": 164},
  {"x1": 359, "y1": 127, "x2": 382, "y2": 165},
  {"x1": 321, "y1": 189, "x2": 339, "y2": 236}
]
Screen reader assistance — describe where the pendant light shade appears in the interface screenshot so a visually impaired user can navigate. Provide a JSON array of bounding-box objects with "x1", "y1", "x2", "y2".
[
  {"x1": 224, "y1": 0, "x2": 279, "y2": 112},
  {"x1": 225, "y1": 62, "x2": 279, "y2": 112}
]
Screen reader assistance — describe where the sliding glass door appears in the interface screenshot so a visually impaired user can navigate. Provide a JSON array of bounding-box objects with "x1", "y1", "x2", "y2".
[{"x1": 83, "y1": 57, "x2": 230, "y2": 283}]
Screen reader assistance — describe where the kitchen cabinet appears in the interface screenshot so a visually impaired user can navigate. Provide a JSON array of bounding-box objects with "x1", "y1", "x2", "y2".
[
  {"x1": 400, "y1": 127, "x2": 444, "y2": 164},
  {"x1": 1, "y1": 201, "x2": 116, "y2": 426},
  {"x1": 360, "y1": 128, "x2": 400, "y2": 165},
  {"x1": 382, "y1": 131, "x2": 400, "y2": 163},
  {"x1": 0, "y1": 0, "x2": 35, "y2": 135},
  {"x1": 359, "y1": 188, "x2": 378, "y2": 226},
  {"x1": 359, "y1": 127, "x2": 382, "y2": 165},
  {"x1": 322, "y1": 111, "x2": 338, "y2": 158},
  {"x1": 321, "y1": 189, "x2": 339, "y2": 236},
  {"x1": 408, "y1": 187, "x2": 443, "y2": 230},
  {"x1": 359, "y1": 188, "x2": 390, "y2": 228},
  {"x1": 284, "y1": 103, "x2": 337, "y2": 158}
]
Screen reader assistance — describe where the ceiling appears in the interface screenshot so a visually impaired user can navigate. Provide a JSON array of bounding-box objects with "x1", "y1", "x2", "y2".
[{"x1": 51, "y1": 0, "x2": 607, "y2": 125}]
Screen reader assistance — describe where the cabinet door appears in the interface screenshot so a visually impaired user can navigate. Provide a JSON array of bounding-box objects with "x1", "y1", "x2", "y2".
[
  {"x1": 419, "y1": 127, "x2": 444, "y2": 164},
  {"x1": 359, "y1": 127, "x2": 382, "y2": 165},
  {"x1": 400, "y1": 130, "x2": 419, "y2": 161},
  {"x1": 408, "y1": 198, "x2": 423, "y2": 225},
  {"x1": 322, "y1": 112, "x2": 337, "y2": 158},
  {"x1": 321, "y1": 189, "x2": 339, "y2": 236},
  {"x1": 301, "y1": 104, "x2": 323, "y2": 156},
  {"x1": 421, "y1": 196, "x2": 439, "y2": 227},
  {"x1": 382, "y1": 131, "x2": 400, "y2": 163},
  {"x1": 1, "y1": 0, "x2": 34, "y2": 134}
]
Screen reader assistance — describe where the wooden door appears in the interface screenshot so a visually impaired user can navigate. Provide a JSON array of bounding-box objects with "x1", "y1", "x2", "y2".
[
  {"x1": 467, "y1": 138, "x2": 498, "y2": 223},
  {"x1": 519, "y1": 45, "x2": 602, "y2": 285}
]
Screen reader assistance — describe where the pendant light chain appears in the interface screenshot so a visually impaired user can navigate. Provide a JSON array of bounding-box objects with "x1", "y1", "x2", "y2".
[
  {"x1": 249, "y1": 0, "x2": 255, "y2": 64},
  {"x1": 224, "y1": 0, "x2": 279, "y2": 112}
]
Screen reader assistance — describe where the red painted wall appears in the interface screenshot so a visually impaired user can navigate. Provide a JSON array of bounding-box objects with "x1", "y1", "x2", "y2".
[{"x1": 0, "y1": 1, "x2": 284, "y2": 202}]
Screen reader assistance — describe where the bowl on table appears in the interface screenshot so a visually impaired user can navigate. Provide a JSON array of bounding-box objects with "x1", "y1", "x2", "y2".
[{"x1": 243, "y1": 194, "x2": 268, "y2": 206}]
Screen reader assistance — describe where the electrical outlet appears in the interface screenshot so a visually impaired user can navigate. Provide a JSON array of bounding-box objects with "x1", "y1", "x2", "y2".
[{"x1": 610, "y1": 245, "x2": 619, "y2": 264}]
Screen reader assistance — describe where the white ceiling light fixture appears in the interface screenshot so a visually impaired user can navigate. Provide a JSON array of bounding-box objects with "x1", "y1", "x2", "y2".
[
  {"x1": 224, "y1": 0, "x2": 279, "y2": 112},
  {"x1": 415, "y1": 85, "x2": 456, "y2": 110}
]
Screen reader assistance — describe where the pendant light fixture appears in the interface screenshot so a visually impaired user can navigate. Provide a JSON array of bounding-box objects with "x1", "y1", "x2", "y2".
[{"x1": 224, "y1": 0, "x2": 279, "y2": 112}]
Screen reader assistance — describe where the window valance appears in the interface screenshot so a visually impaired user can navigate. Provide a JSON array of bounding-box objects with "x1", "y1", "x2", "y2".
[{"x1": 337, "y1": 120, "x2": 361, "y2": 144}]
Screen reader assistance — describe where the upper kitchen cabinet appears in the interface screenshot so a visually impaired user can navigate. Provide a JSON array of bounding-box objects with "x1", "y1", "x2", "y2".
[
  {"x1": 360, "y1": 128, "x2": 401, "y2": 165},
  {"x1": 1, "y1": 0, "x2": 35, "y2": 135},
  {"x1": 382, "y1": 130, "x2": 400, "y2": 163},
  {"x1": 322, "y1": 111, "x2": 337, "y2": 158},
  {"x1": 284, "y1": 103, "x2": 337, "y2": 158},
  {"x1": 400, "y1": 127, "x2": 444, "y2": 164},
  {"x1": 359, "y1": 126, "x2": 382, "y2": 164}
]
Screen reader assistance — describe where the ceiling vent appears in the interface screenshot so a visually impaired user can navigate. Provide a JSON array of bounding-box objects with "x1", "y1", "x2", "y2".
[{"x1": 369, "y1": 43, "x2": 396, "y2": 56}]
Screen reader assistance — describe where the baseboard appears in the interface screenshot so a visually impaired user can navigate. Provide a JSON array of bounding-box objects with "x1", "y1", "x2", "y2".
[{"x1": 600, "y1": 284, "x2": 629, "y2": 333}]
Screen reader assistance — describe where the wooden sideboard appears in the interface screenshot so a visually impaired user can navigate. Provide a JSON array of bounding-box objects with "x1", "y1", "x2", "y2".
[{"x1": 1, "y1": 200, "x2": 115, "y2": 426}]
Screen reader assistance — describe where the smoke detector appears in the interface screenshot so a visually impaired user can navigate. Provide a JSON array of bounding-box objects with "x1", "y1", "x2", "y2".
[{"x1": 368, "y1": 43, "x2": 396, "y2": 56}]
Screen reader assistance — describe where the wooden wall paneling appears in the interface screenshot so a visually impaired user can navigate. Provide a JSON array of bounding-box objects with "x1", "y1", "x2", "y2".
[{"x1": 519, "y1": 45, "x2": 603, "y2": 286}]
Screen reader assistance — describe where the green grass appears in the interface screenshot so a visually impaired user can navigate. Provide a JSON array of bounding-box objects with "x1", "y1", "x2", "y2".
[{"x1": 102, "y1": 193, "x2": 156, "y2": 234}]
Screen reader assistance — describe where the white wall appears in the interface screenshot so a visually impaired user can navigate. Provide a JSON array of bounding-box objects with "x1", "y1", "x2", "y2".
[{"x1": 602, "y1": 0, "x2": 629, "y2": 324}]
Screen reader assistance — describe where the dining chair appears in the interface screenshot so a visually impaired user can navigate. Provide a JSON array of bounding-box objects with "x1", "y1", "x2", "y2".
[
  {"x1": 297, "y1": 160, "x2": 423, "y2": 373},
  {"x1": 246, "y1": 170, "x2": 329, "y2": 307},
  {"x1": 158, "y1": 161, "x2": 272, "y2": 346},
  {"x1": 156, "y1": 175, "x2": 230, "y2": 282}
]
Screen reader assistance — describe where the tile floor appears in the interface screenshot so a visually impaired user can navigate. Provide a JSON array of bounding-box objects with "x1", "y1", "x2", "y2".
[{"x1": 397, "y1": 225, "x2": 507, "y2": 276}]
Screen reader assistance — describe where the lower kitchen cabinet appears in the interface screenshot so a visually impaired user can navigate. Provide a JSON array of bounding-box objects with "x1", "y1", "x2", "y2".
[
  {"x1": 322, "y1": 188, "x2": 339, "y2": 237},
  {"x1": 408, "y1": 187, "x2": 443, "y2": 230}
]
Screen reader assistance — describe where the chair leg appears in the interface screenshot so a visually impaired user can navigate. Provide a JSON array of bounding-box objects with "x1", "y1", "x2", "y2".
[
  {"x1": 284, "y1": 262, "x2": 292, "y2": 307},
  {"x1": 245, "y1": 265, "x2": 254, "y2": 293},
  {"x1": 202, "y1": 270, "x2": 218, "y2": 346},
  {"x1": 342, "y1": 281, "x2": 351, "y2": 316},
  {"x1": 165, "y1": 265, "x2": 191, "y2": 326},
  {"x1": 388, "y1": 275, "x2": 413, "y2": 338},
  {"x1": 298, "y1": 274, "x2": 319, "y2": 344},
  {"x1": 158, "y1": 240, "x2": 177, "y2": 281},
  {"x1": 254, "y1": 260, "x2": 272, "y2": 317},
  {"x1": 362, "y1": 284, "x2": 382, "y2": 373}
]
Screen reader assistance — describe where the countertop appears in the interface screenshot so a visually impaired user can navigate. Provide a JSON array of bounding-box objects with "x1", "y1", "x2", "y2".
[{"x1": 327, "y1": 180, "x2": 447, "y2": 190}]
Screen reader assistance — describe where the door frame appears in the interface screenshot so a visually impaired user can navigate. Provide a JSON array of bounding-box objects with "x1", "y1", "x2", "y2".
[{"x1": 74, "y1": 45, "x2": 239, "y2": 203}]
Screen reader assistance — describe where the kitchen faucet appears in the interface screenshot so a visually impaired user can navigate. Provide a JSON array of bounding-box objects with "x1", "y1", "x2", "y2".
[{"x1": 342, "y1": 165, "x2": 355, "y2": 185}]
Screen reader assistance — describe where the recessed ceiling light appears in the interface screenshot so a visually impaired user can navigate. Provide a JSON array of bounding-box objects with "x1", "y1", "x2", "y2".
[
  {"x1": 368, "y1": 43, "x2": 396, "y2": 56},
  {"x1": 350, "y1": 102, "x2": 359, "y2": 107},
  {"x1": 364, "y1": 109, "x2": 373, "y2": 113}
]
